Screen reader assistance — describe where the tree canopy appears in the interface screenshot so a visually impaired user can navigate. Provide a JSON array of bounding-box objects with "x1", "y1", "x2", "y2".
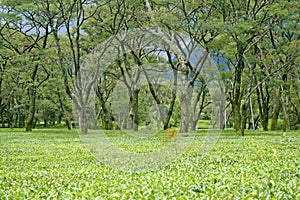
[{"x1": 0, "y1": 0, "x2": 299, "y2": 134}]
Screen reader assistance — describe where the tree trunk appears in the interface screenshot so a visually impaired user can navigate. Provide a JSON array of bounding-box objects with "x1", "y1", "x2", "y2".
[
  {"x1": 99, "y1": 106, "x2": 112, "y2": 130},
  {"x1": 25, "y1": 64, "x2": 39, "y2": 132},
  {"x1": 191, "y1": 85, "x2": 203, "y2": 131},
  {"x1": 79, "y1": 107, "x2": 88, "y2": 134},
  {"x1": 179, "y1": 81, "x2": 193, "y2": 133},
  {"x1": 66, "y1": 119, "x2": 72, "y2": 130},
  {"x1": 256, "y1": 84, "x2": 270, "y2": 131},
  {"x1": 0, "y1": 78, "x2": 3, "y2": 128},
  {"x1": 58, "y1": 115, "x2": 62, "y2": 124},
  {"x1": 282, "y1": 103, "x2": 290, "y2": 132},
  {"x1": 120, "y1": 113, "x2": 127, "y2": 130},
  {"x1": 131, "y1": 89, "x2": 139, "y2": 131},
  {"x1": 280, "y1": 73, "x2": 291, "y2": 132},
  {"x1": 52, "y1": 29, "x2": 72, "y2": 99},
  {"x1": 281, "y1": 85, "x2": 291, "y2": 132},
  {"x1": 57, "y1": 89, "x2": 72, "y2": 130},
  {"x1": 232, "y1": 66, "x2": 243, "y2": 135},
  {"x1": 163, "y1": 95, "x2": 176, "y2": 130},
  {"x1": 241, "y1": 102, "x2": 248, "y2": 136},
  {"x1": 17, "y1": 107, "x2": 25, "y2": 128},
  {"x1": 231, "y1": 40, "x2": 249, "y2": 136},
  {"x1": 233, "y1": 102, "x2": 242, "y2": 135},
  {"x1": 1, "y1": 111, "x2": 5, "y2": 128},
  {"x1": 101, "y1": 106, "x2": 113, "y2": 130},
  {"x1": 33, "y1": 116, "x2": 38, "y2": 128},
  {"x1": 97, "y1": 84, "x2": 113, "y2": 130},
  {"x1": 191, "y1": 120, "x2": 197, "y2": 132},
  {"x1": 0, "y1": 60, "x2": 6, "y2": 128},
  {"x1": 219, "y1": 97, "x2": 226, "y2": 130},
  {"x1": 155, "y1": 105, "x2": 165, "y2": 130},
  {"x1": 26, "y1": 87, "x2": 36, "y2": 132},
  {"x1": 163, "y1": 69, "x2": 178, "y2": 130},
  {"x1": 270, "y1": 86, "x2": 281, "y2": 130},
  {"x1": 191, "y1": 88, "x2": 208, "y2": 131}
]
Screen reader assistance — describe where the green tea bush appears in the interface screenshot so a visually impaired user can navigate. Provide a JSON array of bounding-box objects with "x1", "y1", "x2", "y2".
[{"x1": 0, "y1": 129, "x2": 299, "y2": 199}]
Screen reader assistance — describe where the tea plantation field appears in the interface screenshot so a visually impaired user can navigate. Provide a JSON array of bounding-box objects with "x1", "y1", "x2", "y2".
[{"x1": 0, "y1": 128, "x2": 299, "y2": 199}]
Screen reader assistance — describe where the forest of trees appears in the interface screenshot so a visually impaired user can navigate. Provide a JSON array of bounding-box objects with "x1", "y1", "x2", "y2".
[{"x1": 0, "y1": 0, "x2": 299, "y2": 135}]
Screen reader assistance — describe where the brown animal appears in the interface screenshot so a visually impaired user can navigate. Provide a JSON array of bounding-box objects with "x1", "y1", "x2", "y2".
[{"x1": 164, "y1": 128, "x2": 177, "y2": 141}]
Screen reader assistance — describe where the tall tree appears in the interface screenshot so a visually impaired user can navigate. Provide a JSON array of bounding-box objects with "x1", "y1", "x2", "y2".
[{"x1": 208, "y1": 0, "x2": 280, "y2": 135}]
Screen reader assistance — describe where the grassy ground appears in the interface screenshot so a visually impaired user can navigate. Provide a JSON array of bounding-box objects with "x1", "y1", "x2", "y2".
[{"x1": 0, "y1": 128, "x2": 299, "y2": 199}]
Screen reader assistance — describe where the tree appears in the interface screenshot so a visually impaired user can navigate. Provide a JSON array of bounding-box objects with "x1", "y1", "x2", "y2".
[
  {"x1": 0, "y1": 1, "x2": 52, "y2": 131},
  {"x1": 207, "y1": 0, "x2": 282, "y2": 135}
]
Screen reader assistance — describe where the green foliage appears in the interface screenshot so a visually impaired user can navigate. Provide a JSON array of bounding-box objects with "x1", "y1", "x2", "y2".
[
  {"x1": 0, "y1": 128, "x2": 299, "y2": 199},
  {"x1": 0, "y1": 0, "x2": 299, "y2": 133}
]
